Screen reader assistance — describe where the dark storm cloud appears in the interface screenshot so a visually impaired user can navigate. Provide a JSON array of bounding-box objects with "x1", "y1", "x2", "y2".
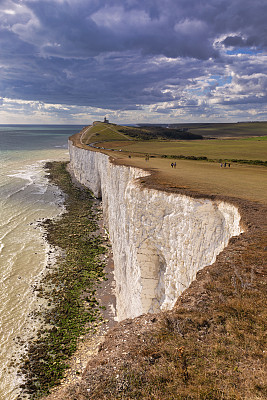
[
  {"x1": 19, "y1": 0, "x2": 267, "y2": 58},
  {"x1": 222, "y1": 36, "x2": 260, "y2": 48},
  {"x1": 7, "y1": 0, "x2": 217, "y2": 59},
  {"x1": 0, "y1": 0, "x2": 267, "y2": 117}
]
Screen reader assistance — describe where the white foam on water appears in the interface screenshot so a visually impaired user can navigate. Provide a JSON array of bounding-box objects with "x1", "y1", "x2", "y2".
[{"x1": 8, "y1": 161, "x2": 45, "y2": 191}]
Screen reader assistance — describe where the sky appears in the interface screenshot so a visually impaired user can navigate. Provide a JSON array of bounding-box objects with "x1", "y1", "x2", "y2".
[{"x1": 0, "y1": 0, "x2": 267, "y2": 124}]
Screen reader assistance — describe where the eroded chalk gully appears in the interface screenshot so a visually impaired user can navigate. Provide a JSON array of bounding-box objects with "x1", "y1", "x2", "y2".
[{"x1": 69, "y1": 140, "x2": 242, "y2": 322}]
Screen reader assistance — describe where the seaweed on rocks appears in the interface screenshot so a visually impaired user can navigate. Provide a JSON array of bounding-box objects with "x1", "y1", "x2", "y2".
[{"x1": 17, "y1": 161, "x2": 108, "y2": 399}]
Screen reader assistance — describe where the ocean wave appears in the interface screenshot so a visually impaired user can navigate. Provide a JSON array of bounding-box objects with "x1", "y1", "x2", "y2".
[
  {"x1": 7, "y1": 160, "x2": 57, "y2": 198},
  {"x1": 0, "y1": 211, "x2": 25, "y2": 242},
  {"x1": 8, "y1": 163, "x2": 43, "y2": 186}
]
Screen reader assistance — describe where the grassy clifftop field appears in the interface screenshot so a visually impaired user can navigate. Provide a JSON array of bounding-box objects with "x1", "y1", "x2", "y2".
[
  {"x1": 82, "y1": 122, "x2": 203, "y2": 143},
  {"x1": 79, "y1": 122, "x2": 267, "y2": 205},
  {"x1": 169, "y1": 121, "x2": 267, "y2": 138},
  {"x1": 82, "y1": 121, "x2": 267, "y2": 162}
]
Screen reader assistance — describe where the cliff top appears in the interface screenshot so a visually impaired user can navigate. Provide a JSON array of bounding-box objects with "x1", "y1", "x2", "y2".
[{"x1": 70, "y1": 124, "x2": 267, "y2": 205}]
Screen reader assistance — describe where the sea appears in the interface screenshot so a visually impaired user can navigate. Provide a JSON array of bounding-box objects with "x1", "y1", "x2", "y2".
[{"x1": 0, "y1": 125, "x2": 84, "y2": 399}]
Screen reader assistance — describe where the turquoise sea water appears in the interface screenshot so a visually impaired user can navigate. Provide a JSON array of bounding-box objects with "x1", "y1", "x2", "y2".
[{"x1": 0, "y1": 125, "x2": 83, "y2": 399}]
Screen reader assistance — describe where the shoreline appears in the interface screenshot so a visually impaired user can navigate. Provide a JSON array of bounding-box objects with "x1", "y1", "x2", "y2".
[
  {"x1": 1, "y1": 159, "x2": 67, "y2": 400},
  {"x1": 52, "y1": 168, "x2": 117, "y2": 390},
  {"x1": 17, "y1": 161, "x2": 112, "y2": 399}
]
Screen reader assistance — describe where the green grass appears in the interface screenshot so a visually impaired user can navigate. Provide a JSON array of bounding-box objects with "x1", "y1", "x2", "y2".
[
  {"x1": 83, "y1": 122, "x2": 203, "y2": 145},
  {"x1": 242, "y1": 136, "x2": 267, "y2": 141},
  {"x1": 83, "y1": 123, "x2": 131, "y2": 144},
  {"x1": 169, "y1": 121, "x2": 267, "y2": 138},
  {"x1": 116, "y1": 125, "x2": 203, "y2": 140},
  {"x1": 100, "y1": 138, "x2": 267, "y2": 162},
  {"x1": 82, "y1": 122, "x2": 267, "y2": 164}
]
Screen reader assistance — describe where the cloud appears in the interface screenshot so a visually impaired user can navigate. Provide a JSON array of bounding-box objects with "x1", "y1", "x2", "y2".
[{"x1": 0, "y1": 0, "x2": 267, "y2": 122}]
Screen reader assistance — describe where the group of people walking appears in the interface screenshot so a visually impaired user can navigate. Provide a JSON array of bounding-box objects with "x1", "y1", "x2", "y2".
[{"x1": 145, "y1": 157, "x2": 231, "y2": 169}]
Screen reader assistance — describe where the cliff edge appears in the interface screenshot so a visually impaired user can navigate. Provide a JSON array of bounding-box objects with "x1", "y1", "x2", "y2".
[{"x1": 42, "y1": 129, "x2": 267, "y2": 400}]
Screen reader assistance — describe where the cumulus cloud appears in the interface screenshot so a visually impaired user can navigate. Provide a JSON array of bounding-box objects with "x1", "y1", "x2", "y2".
[{"x1": 0, "y1": 0, "x2": 267, "y2": 122}]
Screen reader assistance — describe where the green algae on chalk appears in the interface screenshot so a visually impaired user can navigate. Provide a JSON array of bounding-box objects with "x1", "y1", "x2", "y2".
[{"x1": 18, "y1": 161, "x2": 108, "y2": 399}]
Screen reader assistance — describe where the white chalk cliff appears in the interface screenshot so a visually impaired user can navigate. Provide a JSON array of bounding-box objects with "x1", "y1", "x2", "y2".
[{"x1": 69, "y1": 140, "x2": 242, "y2": 321}]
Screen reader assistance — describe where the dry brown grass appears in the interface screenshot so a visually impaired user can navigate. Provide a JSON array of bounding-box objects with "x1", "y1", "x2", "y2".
[
  {"x1": 45, "y1": 230, "x2": 266, "y2": 400},
  {"x1": 107, "y1": 155, "x2": 267, "y2": 205},
  {"x1": 62, "y1": 229, "x2": 265, "y2": 400}
]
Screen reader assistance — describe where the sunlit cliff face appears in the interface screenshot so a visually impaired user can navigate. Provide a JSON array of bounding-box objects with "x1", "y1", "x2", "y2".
[{"x1": 69, "y1": 141, "x2": 242, "y2": 321}]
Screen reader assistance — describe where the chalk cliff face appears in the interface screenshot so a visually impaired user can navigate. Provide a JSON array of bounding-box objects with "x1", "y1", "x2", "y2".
[{"x1": 69, "y1": 141, "x2": 242, "y2": 321}]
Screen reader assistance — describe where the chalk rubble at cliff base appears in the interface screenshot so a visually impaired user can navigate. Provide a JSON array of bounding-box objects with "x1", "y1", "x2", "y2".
[{"x1": 68, "y1": 141, "x2": 242, "y2": 321}]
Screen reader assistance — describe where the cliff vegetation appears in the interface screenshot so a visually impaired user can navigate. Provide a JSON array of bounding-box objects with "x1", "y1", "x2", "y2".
[{"x1": 17, "y1": 162, "x2": 108, "y2": 399}]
